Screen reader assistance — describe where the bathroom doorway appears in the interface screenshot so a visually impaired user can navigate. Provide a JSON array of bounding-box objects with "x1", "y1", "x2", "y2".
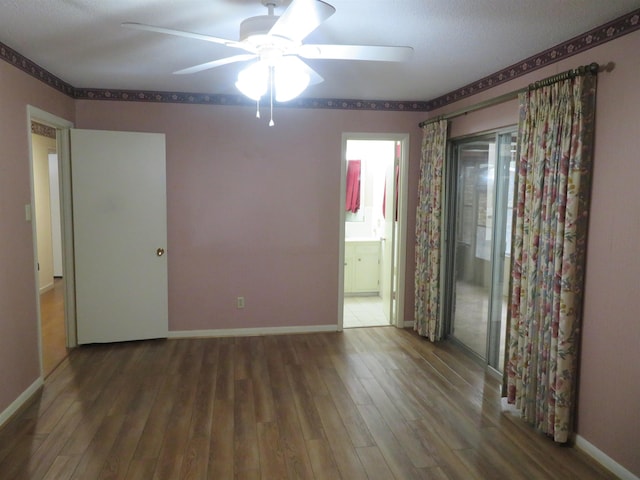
[{"x1": 339, "y1": 133, "x2": 409, "y2": 330}]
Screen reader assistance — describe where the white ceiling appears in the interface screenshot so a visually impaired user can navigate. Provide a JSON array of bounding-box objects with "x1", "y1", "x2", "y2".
[{"x1": 1, "y1": 0, "x2": 638, "y2": 102}]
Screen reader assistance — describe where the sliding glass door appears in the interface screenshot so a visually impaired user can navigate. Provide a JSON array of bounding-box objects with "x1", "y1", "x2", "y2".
[{"x1": 446, "y1": 130, "x2": 516, "y2": 371}]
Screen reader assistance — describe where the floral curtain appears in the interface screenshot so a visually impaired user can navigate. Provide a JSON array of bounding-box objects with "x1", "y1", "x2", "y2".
[
  {"x1": 506, "y1": 71, "x2": 597, "y2": 443},
  {"x1": 414, "y1": 119, "x2": 448, "y2": 340}
]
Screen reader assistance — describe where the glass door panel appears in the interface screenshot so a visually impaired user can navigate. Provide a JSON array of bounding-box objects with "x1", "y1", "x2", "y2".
[
  {"x1": 448, "y1": 131, "x2": 517, "y2": 369},
  {"x1": 450, "y1": 139, "x2": 494, "y2": 358},
  {"x1": 487, "y1": 132, "x2": 517, "y2": 370}
]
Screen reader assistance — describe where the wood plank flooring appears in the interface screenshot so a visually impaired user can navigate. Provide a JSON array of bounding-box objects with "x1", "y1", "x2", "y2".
[
  {"x1": 0, "y1": 327, "x2": 616, "y2": 479},
  {"x1": 40, "y1": 278, "x2": 68, "y2": 377}
]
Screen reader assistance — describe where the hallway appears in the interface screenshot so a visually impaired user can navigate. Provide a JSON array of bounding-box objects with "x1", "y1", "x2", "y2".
[{"x1": 40, "y1": 278, "x2": 68, "y2": 376}]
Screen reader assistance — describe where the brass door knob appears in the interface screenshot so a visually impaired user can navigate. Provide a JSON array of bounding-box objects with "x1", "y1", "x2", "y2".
[{"x1": 156, "y1": 248, "x2": 165, "y2": 257}]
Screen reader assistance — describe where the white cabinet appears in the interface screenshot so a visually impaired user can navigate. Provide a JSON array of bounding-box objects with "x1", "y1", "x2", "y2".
[{"x1": 344, "y1": 241, "x2": 380, "y2": 294}]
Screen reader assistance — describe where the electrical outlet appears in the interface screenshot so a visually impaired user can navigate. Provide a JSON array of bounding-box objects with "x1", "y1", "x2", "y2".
[{"x1": 236, "y1": 296, "x2": 245, "y2": 309}]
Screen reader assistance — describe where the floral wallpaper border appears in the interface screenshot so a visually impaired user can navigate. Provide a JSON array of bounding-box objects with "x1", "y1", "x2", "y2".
[
  {"x1": 426, "y1": 9, "x2": 640, "y2": 110},
  {"x1": 0, "y1": 43, "x2": 74, "y2": 97},
  {"x1": 2, "y1": 8, "x2": 638, "y2": 112},
  {"x1": 72, "y1": 87, "x2": 432, "y2": 111},
  {"x1": 31, "y1": 121, "x2": 56, "y2": 139}
]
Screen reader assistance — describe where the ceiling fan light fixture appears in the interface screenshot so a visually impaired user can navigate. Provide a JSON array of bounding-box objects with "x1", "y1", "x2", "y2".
[
  {"x1": 274, "y1": 58, "x2": 310, "y2": 102},
  {"x1": 235, "y1": 61, "x2": 268, "y2": 100},
  {"x1": 235, "y1": 57, "x2": 310, "y2": 104}
]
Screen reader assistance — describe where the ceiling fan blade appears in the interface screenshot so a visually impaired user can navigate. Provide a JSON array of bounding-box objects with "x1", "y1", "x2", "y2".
[
  {"x1": 284, "y1": 55, "x2": 324, "y2": 85},
  {"x1": 122, "y1": 22, "x2": 244, "y2": 49},
  {"x1": 173, "y1": 54, "x2": 257, "y2": 75},
  {"x1": 299, "y1": 44, "x2": 413, "y2": 62},
  {"x1": 268, "y1": 0, "x2": 336, "y2": 42}
]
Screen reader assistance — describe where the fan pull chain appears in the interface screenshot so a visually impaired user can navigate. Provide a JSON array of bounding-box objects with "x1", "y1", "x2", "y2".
[
  {"x1": 269, "y1": 66, "x2": 275, "y2": 127},
  {"x1": 256, "y1": 98, "x2": 261, "y2": 119}
]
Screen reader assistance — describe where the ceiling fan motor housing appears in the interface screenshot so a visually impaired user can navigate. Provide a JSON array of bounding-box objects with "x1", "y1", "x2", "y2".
[
  {"x1": 240, "y1": 15, "x2": 280, "y2": 43},
  {"x1": 240, "y1": 13, "x2": 299, "y2": 64}
]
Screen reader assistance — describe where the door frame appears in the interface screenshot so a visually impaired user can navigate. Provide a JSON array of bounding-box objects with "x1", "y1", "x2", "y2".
[
  {"x1": 27, "y1": 106, "x2": 77, "y2": 373},
  {"x1": 337, "y1": 132, "x2": 410, "y2": 330}
]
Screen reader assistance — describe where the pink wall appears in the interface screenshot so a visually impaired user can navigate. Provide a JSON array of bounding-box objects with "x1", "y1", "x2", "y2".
[
  {"x1": 424, "y1": 29, "x2": 640, "y2": 476},
  {"x1": 577, "y1": 31, "x2": 640, "y2": 477},
  {"x1": 0, "y1": 61, "x2": 74, "y2": 413},
  {"x1": 74, "y1": 102, "x2": 423, "y2": 332}
]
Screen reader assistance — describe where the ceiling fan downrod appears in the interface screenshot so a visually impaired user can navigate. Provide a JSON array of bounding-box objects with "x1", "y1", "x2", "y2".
[{"x1": 263, "y1": 0, "x2": 280, "y2": 16}]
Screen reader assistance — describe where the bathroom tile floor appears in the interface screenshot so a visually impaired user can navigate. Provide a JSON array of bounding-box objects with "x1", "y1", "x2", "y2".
[{"x1": 343, "y1": 295, "x2": 390, "y2": 328}]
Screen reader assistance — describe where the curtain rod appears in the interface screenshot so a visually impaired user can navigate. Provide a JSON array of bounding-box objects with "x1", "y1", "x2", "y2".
[{"x1": 418, "y1": 62, "x2": 602, "y2": 128}]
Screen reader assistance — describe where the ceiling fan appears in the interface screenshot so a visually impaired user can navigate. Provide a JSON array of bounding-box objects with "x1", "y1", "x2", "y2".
[{"x1": 122, "y1": 0, "x2": 413, "y2": 123}]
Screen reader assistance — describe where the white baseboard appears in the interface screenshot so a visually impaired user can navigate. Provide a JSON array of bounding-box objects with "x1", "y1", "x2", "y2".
[
  {"x1": 0, "y1": 377, "x2": 43, "y2": 429},
  {"x1": 168, "y1": 324, "x2": 339, "y2": 339},
  {"x1": 39, "y1": 282, "x2": 54, "y2": 294},
  {"x1": 575, "y1": 434, "x2": 639, "y2": 480},
  {"x1": 403, "y1": 320, "x2": 414, "y2": 328}
]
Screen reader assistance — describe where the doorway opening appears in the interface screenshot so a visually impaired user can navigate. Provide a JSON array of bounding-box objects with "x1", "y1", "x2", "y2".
[
  {"x1": 339, "y1": 133, "x2": 409, "y2": 330},
  {"x1": 27, "y1": 106, "x2": 76, "y2": 377},
  {"x1": 444, "y1": 129, "x2": 517, "y2": 371}
]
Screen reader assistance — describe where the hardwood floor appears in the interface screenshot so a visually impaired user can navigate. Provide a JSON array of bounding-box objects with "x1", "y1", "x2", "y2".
[
  {"x1": 0, "y1": 327, "x2": 615, "y2": 479},
  {"x1": 40, "y1": 278, "x2": 69, "y2": 376}
]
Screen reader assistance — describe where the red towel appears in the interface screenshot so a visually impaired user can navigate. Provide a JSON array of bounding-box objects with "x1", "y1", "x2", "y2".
[{"x1": 345, "y1": 160, "x2": 361, "y2": 213}]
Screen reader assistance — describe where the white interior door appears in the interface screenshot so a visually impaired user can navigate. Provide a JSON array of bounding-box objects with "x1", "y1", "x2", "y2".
[
  {"x1": 381, "y1": 159, "x2": 397, "y2": 323},
  {"x1": 71, "y1": 129, "x2": 168, "y2": 344}
]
